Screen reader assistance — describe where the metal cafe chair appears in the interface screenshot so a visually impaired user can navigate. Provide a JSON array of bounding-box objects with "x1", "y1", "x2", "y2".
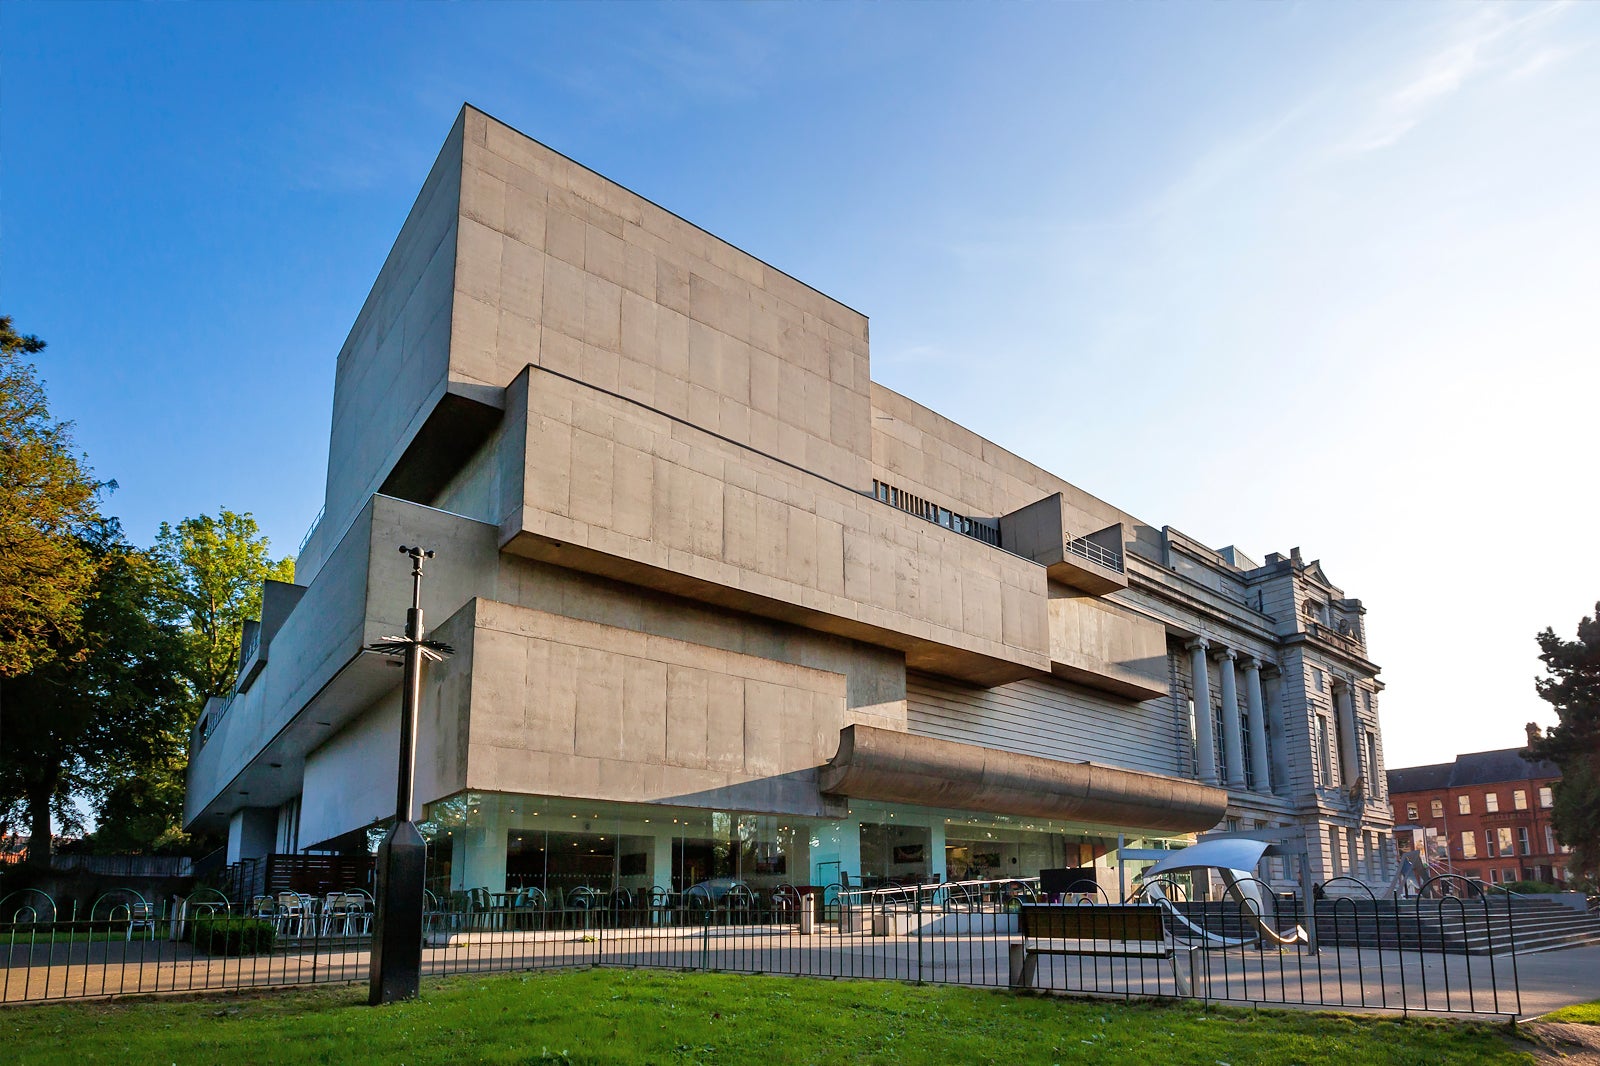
[
  {"x1": 276, "y1": 892, "x2": 315, "y2": 938},
  {"x1": 771, "y1": 883, "x2": 802, "y2": 916},
  {"x1": 126, "y1": 901, "x2": 158, "y2": 941},
  {"x1": 723, "y1": 881, "x2": 757, "y2": 921},
  {"x1": 349, "y1": 888, "x2": 375, "y2": 935},
  {"x1": 508, "y1": 886, "x2": 547, "y2": 931},
  {"x1": 321, "y1": 892, "x2": 368, "y2": 937},
  {"x1": 649, "y1": 886, "x2": 677, "y2": 926},
  {"x1": 567, "y1": 885, "x2": 599, "y2": 929},
  {"x1": 608, "y1": 887, "x2": 633, "y2": 927}
]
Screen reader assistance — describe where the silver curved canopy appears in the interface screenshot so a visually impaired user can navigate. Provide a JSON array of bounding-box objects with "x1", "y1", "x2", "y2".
[{"x1": 819, "y1": 725, "x2": 1229, "y2": 834}]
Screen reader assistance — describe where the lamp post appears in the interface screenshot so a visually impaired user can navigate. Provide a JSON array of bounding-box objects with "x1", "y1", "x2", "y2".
[{"x1": 365, "y1": 545, "x2": 453, "y2": 1005}]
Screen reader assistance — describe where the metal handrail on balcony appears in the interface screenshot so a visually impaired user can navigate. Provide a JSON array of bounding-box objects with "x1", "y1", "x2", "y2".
[
  {"x1": 1065, "y1": 535, "x2": 1124, "y2": 574},
  {"x1": 297, "y1": 506, "x2": 325, "y2": 557},
  {"x1": 240, "y1": 626, "x2": 261, "y2": 669},
  {"x1": 193, "y1": 693, "x2": 234, "y2": 751}
]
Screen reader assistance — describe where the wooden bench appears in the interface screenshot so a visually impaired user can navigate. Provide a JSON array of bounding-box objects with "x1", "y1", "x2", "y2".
[{"x1": 1009, "y1": 903, "x2": 1198, "y2": 995}]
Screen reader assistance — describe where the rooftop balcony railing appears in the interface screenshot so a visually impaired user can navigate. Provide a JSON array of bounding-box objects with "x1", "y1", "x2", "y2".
[
  {"x1": 297, "y1": 506, "x2": 324, "y2": 556},
  {"x1": 870, "y1": 479, "x2": 1001, "y2": 547},
  {"x1": 1065, "y1": 534, "x2": 1124, "y2": 574},
  {"x1": 192, "y1": 694, "x2": 233, "y2": 753}
]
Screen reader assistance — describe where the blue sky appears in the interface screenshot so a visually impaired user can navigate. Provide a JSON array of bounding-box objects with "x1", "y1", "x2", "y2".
[{"x1": 5, "y1": 3, "x2": 1597, "y2": 767}]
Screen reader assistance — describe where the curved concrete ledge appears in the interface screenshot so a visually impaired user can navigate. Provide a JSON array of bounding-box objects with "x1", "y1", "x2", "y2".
[{"x1": 818, "y1": 725, "x2": 1228, "y2": 834}]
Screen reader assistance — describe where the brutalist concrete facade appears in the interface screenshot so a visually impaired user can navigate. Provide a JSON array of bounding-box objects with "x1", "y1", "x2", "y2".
[{"x1": 186, "y1": 106, "x2": 1392, "y2": 895}]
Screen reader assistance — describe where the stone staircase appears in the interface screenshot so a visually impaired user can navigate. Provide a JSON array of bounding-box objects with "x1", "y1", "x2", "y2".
[{"x1": 1175, "y1": 896, "x2": 1600, "y2": 955}]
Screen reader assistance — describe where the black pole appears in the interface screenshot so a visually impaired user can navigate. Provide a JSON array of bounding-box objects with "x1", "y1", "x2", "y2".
[{"x1": 369, "y1": 546, "x2": 433, "y2": 1005}]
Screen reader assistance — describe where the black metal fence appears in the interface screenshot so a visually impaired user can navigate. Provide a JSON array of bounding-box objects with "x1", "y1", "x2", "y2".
[{"x1": 0, "y1": 877, "x2": 1522, "y2": 1017}]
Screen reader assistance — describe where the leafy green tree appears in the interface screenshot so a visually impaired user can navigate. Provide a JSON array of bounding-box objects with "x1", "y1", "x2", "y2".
[
  {"x1": 88, "y1": 772, "x2": 194, "y2": 855},
  {"x1": 1526, "y1": 603, "x2": 1600, "y2": 887},
  {"x1": 0, "y1": 316, "x2": 104, "y2": 677},
  {"x1": 152, "y1": 510, "x2": 295, "y2": 708},
  {"x1": 0, "y1": 524, "x2": 187, "y2": 865}
]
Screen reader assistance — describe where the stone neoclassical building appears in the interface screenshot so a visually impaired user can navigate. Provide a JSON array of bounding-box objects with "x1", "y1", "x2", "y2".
[{"x1": 185, "y1": 105, "x2": 1393, "y2": 901}]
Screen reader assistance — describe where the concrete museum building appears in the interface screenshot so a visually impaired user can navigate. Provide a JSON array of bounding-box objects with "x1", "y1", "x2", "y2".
[{"x1": 186, "y1": 107, "x2": 1394, "y2": 903}]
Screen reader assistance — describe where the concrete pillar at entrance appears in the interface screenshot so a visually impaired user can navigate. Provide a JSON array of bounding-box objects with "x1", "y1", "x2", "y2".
[
  {"x1": 1215, "y1": 649, "x2": 1247, "y2": 790},
  {"x1": 1242, "y1": 656, "x2": 1272, "y2": 794},
  {"x1": 227, "y1": 807, "x2": 278, "y2": 864},
  {"x1": 1335, "y1": 683, "x2": 1362, "y2": 787},
  {"x1": 1187, "y1": 638, "x2": 1219, "y2": 786}
]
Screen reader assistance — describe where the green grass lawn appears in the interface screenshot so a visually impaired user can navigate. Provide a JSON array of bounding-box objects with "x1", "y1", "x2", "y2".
[
  {"x1": 1, "y1": 969, "x2": 1530, "y2": 1065},
  {"x1": 1541, "y1": 999, "x2": 1600, "y2": 1025}
]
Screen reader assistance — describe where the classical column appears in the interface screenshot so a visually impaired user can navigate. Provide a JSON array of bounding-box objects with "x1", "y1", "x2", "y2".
[
  {"x1": 1242, "y1": 656, "x2": 1272, "y2": 793},
  {"x1": 1187, "y1": 638, "x2": 1219, "y2": 786},
  {"x1": 1335, "y1": 681, "x2": 1362, "y2": 787},
  {"x1": 1215, "y1": 648, "x2": 1247, "y2": 790}
]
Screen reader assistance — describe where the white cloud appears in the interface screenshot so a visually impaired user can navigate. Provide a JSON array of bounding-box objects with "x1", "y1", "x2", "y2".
[{"x1": 1337, "y1": 4, "x2": 1570, "y2": 155}]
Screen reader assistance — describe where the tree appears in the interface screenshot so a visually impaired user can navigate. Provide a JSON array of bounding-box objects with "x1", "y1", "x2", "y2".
[
  {"x1": 1526, "y1": 603, "x2": 1600, "y2": 887},
  {"x1": 0, "y1": 316, "x2": 105, "y2": 677},
  {"x1": 152, "y1": 510, "x2": 295, "y2": 709},
  {"x1": 0, "y1": 523, "x2": 187, "y2": 865}
]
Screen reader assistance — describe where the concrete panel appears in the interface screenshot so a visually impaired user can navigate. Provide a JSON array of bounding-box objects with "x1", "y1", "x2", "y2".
[
  {"x1": 313, "y1": 118, "x2": 466, "y2": 581},
  {"x1": 452, "y1": 105, "x2": 872, "y2": 491},
  {"x1": 457, "y1": 598, "x2": 854, "y2": 816},
  {"x1": 499, "y1": 365, "x2": 1051, "y2": 687},
  {"x1": 186, "y1": 497, "x2": 502, "y2": 829},
  {"x1": 299, "y1": 689, "x2": 402, "y2": 848},
  {"x1": 1047, "y1": 590, "x2": 1169, "y2": 700}
]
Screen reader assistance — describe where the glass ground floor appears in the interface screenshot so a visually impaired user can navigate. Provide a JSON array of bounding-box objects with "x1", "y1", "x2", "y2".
[{"x1": 419, "y1": 791, "x2": 1191, "y2": 902}]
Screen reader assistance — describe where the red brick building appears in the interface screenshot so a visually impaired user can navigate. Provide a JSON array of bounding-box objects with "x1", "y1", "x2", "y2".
[{"x1": 1386, "y1": 743, "x2": 1569, "y2": 885}]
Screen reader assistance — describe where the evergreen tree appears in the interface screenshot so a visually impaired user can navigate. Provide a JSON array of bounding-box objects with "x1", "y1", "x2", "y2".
[{"x1": 1526, "y1": 603, "x2": 1600, "y2": 887}]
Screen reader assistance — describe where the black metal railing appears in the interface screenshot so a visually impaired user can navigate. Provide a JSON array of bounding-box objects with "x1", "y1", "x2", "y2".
[{"x1": 0, "y1": 877, "x2": 1522, "y2": 1016}]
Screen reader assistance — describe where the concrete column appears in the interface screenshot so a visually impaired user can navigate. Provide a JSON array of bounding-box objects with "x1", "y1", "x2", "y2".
[
  {"x1": 1242, "y1": 657, "x2": 1272, "y2": 793},
  {"x1": 1215, "y1": 649, "x2": 1247, "y2": 790},
  {"x1": 227, "y1": 808, "x2": 278, "y2": 864},
  {"x1": 1335, "y1": 682, "x2": 1361, "y2": 787},
  {"x1": 1187, "y1": 638, "x2": 1218, "y2": 786}
]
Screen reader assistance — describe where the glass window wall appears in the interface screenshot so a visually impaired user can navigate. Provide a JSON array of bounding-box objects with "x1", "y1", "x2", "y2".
[{"x1": 422, "y1": 791, "x2": 1193, "y2": 903}]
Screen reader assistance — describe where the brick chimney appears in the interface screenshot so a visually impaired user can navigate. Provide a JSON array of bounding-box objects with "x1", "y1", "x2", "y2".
[{"x1": 1525, "y1": 721, "x2": 1543, "y2": 747}]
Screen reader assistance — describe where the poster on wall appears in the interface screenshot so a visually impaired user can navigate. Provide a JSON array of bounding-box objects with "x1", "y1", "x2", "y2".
[{"x1": 892, "y1": 844, "x2": 925, "y2": 864}]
